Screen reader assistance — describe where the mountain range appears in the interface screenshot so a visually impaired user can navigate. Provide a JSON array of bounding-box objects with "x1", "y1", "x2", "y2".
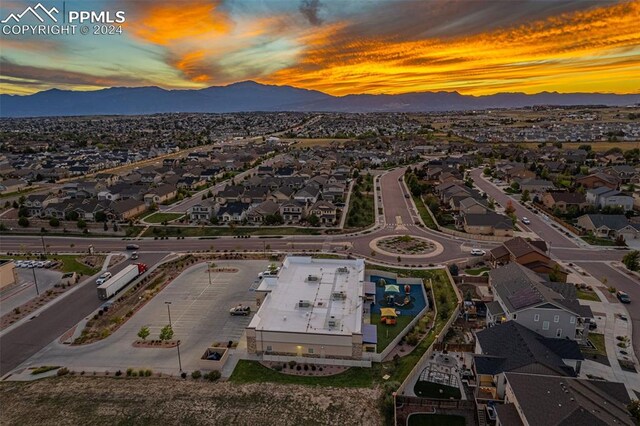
[{"x1": 1, "y1": 81, "x2": 639, "y2": 117}]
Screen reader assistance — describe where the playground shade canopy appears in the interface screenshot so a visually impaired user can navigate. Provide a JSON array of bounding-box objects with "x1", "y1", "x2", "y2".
[
  {"x1": 380, "y1": 307, "x2": 398, "y2": 318},
  {"x1": 384, "y1": 284, "x2": 400, "y2": 293}
]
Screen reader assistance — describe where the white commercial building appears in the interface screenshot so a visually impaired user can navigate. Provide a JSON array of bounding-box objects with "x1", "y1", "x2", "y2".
[{"x1": 246, "y1": 256, "x2": 368, "y2": 360}]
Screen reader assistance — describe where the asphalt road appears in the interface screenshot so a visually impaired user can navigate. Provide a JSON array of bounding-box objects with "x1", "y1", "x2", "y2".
[{"x1": 0, "y1": 251, "x2": 167, "y2": 375}]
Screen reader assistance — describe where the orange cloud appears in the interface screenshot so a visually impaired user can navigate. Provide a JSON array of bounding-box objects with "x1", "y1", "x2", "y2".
[
  {"x1": 261, "y1": 0, "x2": 640, "y2": 95},
  {"x1": 126, "y1": 1, "x2": 232, "y2": 46}
]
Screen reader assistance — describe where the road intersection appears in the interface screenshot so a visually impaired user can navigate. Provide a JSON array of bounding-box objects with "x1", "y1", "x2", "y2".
[{"x1": 1, "y1": 164, "x2": 638, "y2": 375}]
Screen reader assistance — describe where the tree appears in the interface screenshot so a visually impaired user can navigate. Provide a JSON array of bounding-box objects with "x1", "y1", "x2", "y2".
[
  {"x1": 521, "y1": 189, "x2": 530, "y2": 203},
  {"x1": 510, "y1": 181, "x2": 520, "y2": 192},
  {"x1": 623, "y1": 250, "x2": 640, "y2": 271},
  {"x1": 49, "y1": 217, "x2": 60, "y2": 227},
  {"x1": 65, "y1": 210, "x2": 79, "y2": 221},
  {"x1": 615, "y1": 234, "x2": 627, "y2": 247},
  {"x1": 549, "y1": 264, "x2": 563, "y2": 282},
  {"x1": 505, "y1": 200, "x2": 516, "y2": 215},
  {"x1": 18, "y1": 206, "x2": 28, "y2": 217},
  {"x1": 448, "y1": 264, "x2": 459, "y2": 276},
  {"x1": 137, "y1": 326, "x2": 150, "y2": 341},
  {"x1": 77, "y1": 219, "x2": 87, "y2": 229},
  {"x1": 307, "y1": 213, "x2": 320, "y2": 227},
  {"x1": 12, "y1": 201, "x2": 18, "y2": 209},
  {"x1": 159, "y1": 324, "x2": 174, "y2": 341},
  {"x1": 628, "y1": 400, "x2": 640, "y2": 422},
  {"x1": 95, "y1": 211, "x2": 107, "y2": 222},
  {"x1": 18, "y1": 217, "x2": 29, "y2": 227},
  {"x1": 103, "y1": 222, "x2": 109, "y2": 231}
]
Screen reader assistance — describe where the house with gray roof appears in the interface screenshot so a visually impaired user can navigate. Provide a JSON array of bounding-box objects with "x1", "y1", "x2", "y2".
[
  {"x1": 585, "y1": 187, "x2": 633, "y2": 211},
  {"x1": 488, "y1": 263, "x2": 592, "y2": 343},
  {"x1": 498, "y1": 372, "x2": 633, "y2": 426},
  {"x1": 473, "y1": 321, "x2": 584, "y2": 402},
  {"x1": 577, "y1": 213, "x2": 640, "y2": 241}
]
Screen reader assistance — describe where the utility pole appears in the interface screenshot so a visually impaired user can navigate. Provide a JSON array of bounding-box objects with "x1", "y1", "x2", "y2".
[{"x1": 40, "y1": 235, "x2": 46, "y2": 256}]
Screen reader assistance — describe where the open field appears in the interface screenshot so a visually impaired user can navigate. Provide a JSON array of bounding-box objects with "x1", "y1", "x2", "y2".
[{"x1": 0, "y1": 377, "x2": 383, "y2": 425}]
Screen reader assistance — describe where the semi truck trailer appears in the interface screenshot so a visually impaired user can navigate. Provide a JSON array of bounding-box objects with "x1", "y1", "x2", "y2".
[{"x1": 97, "y1": 263, "x2": 147, "y2": 300}]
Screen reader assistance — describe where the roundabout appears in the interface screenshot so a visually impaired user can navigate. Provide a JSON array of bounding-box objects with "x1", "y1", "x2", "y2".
[{"x1": 369, "y1": 234, "x2": 444, "y2": 259}]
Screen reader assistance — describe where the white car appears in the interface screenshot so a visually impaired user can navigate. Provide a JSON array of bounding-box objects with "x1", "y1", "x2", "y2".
[
  {"x1": 258, "y1": 268, "x2": 280, "y2": 279},
  {"x1": 470, "y1": 249, "x2": 486, "y2": 256},
  {"x1": 96, "y1": 271, "x2": 112, "y2": 285},
  {"x1": 521, "y1": 217, "x2": 531, "y2": 225}
]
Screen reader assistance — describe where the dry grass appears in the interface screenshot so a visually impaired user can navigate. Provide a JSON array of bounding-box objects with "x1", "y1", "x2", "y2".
[
  {"x1": 0, "y1": 376, "x2": 383, "y2": 426},
  {"x1": 287, "y1": 138, "x2": 346, "y2": 147}
]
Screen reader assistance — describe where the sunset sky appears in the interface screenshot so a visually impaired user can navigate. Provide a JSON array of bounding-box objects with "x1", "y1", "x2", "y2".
[{"x1": 1, "y1": 0, "x2": 639, "y2": 96}]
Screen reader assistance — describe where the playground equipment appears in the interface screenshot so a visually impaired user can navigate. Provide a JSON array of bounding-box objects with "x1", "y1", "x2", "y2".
[{"x1": 380, "y1": 307, "x2": 398, "y2": 325}]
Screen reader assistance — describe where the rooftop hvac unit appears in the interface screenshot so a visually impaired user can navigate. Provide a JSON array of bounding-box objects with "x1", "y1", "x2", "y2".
[
  {"x1": 327, "y1": 318, "x2": 341, "y2": 328},
  {"x1": 332, "y1": 291, "x2": 347, "y2": 300},
  {"x1": 307, "y1": 275, "x2": 319, "y2": 282},
  {"x1": 336, "y1": 267, "x2": 348, "y2": 274},
  {"x1": 298, "y1": 300, "x2": 312, "y2": 308}
]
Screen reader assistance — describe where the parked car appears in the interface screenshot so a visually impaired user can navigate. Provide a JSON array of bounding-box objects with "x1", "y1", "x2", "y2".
[
  {"x1": 404, "y1": 194, "x2": 410, "y2": 199},
  {"x1": 470, "y1": 248, "x2": 486, "y2": 256},
  {"x1": 486, "y1": 403, "x2": 497, "y2": 421},
  {"x1": 521, "y1": 217, "x2": 531, "y2": 225},
  {"x1": 617, "y1": 291, "x2": 631, "y2": 304},
  {"x1": 258, "y1": 267, "x2": 280, "y2": 279},
  {"x1": 96, "y1": 271, "x2": 112, "y2": 286},
  {"x1": 126, "y1": 244, "x2": 140, "y2": 250},
  {"x1": 229, "y1": 305, "x2": 251, "y2": 316}
]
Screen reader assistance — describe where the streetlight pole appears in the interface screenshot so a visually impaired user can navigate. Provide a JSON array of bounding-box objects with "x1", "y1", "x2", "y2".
[
  {"x1": 207, "y1": 263, "x2": 212, "y2": 286},
  {"x1": 32, "y1": 267, "x2": 40, "y2": 296},
  {"x1": 164, "y1": 301, "x2": 182, "y2": 372}
]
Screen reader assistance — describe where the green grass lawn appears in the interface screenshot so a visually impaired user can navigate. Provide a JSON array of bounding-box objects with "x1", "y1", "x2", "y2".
[
  {"x1": 345, "y1": 174, "x2": 375, "y2": 228},
  {"x1": 143, "y1": 212, "x2": 184, "y2": 223},
  {"x1": 577, "y1": 289, "x2": 600, "y2": 302},
  {"x1": 229, "y1": 360, "x2": 374, "y2": 387},
  {"x1": 411, "y1": 193, "x2": 438, "y2": 230},
  {"x1": 585, "y1": 333, "x2": 606, "y2": 355},
  {"x1": 464, "y1": 267, "x2": 490, "y2": 276},
  {"x1": 371, "y1": 313, "x2": 415, "y2": 353},
  {"x1": 143, "y1": 226, "x2": 322, "y2": 237},
  {"x1": 414, "y1": 381, "x2": 462, "y2": 399},
  {"x1": 581, "y1": 235, "x2": 619, "y2": 246},
  {"x1": 408, "y1": 414, "x2": 466, "y2": 426}
]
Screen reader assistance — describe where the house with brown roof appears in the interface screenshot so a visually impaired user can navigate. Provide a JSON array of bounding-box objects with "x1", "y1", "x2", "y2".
[
  {"x1": 489, "y1": 237, "x2": 567, "y2": 282},
  {"x1": 111, "y1": 199, "x2": 147, "y2": 220},
  {"x1": 575, "y1": 172, "x2": 619, "y2": 190},
  {"x1": 541, "y1": 191, "x2": 588, "y2": 214}
]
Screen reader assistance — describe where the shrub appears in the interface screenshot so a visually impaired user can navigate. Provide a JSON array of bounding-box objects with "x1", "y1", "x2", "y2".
[
  {"x1": 115, "y1": 370, "x2": 122, "y2": 377},
  {"x1": 288, "y1": 360, "x2": 296, "y2": 369},
  {"x1": 191, "y1": 370, "x2": 202, "y2": 379},
  {"x1": 311, "y1": 365, "x2": 316, "y2": 371},
  {"x1": 303, "y1": 364, "x2": 309, "y2": 371},
  {"x1": 131, "y1": 371, "x2": 138, "y2": 377},
  {"x1": 181, "y1": 372, "x2": 187, "y2": 379},
  {"x1": 145, "y1": 369, "x2": 152, "y2": 377},
  {"x1": 273, "y1": 364, "x2": 283, "y2": 372},
  {"x1": 126, "y1": 368, "x2": 133, "y2": 377},
  {"x1": 139, "y1": 369, "x2": 145, "y2": 377},
  {"x1": 296, "y1": 365, "x2": 302, "y2": 371},
  {"x1": 205, "y1": 371, "x2": 221, "y2": 381},
  {"x1": 57, "y1": 368, "x2": 69, "y2": 376}
]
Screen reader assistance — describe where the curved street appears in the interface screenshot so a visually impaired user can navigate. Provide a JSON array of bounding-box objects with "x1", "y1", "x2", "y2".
[{"x1": 0, "y1": 164, "x2": 638, "y2": 375}]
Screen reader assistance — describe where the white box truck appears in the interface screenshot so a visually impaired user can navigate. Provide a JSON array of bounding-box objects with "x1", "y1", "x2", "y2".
[{"x1": 97, "y1": 263, "x2": 147, "y2": 300}]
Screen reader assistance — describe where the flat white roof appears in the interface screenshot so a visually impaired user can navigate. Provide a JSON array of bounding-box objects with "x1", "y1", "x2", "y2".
[{"x1": 248, "y1": 256, "x2": 365, "y2": 336}]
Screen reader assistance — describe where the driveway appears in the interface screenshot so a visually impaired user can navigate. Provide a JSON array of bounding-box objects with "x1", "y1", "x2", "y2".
[{"x1": 13, "y1": 260, "x2": 268, "y2": 375}]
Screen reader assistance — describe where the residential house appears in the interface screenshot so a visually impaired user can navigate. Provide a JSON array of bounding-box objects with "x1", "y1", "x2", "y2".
[
  {"x1": 23, "y1": 194, "x2": 55, "y2": 217},
  {"x1": 280, "y1": 200, "x2": 306, "y2": 223},
  {"x1": 215, "y1": 185, "x2": 243, "y2": 204},
  {"x1": 111, "y1": 199, "x2": 147, "y2": 221},
  {"x1": 585, "y1": 187, "x2": 634, "y2": 211},
  {"x1": 516, "y1": 178, "x2": 555, "y2": 194},
  {"x1": 576, "y1": 172, "x2": 619, "y2": 189},
  {"x1": 605, "y1": 165, "x2": 638, "y2": 184},
  {"x1": 576, "y1": 214, "x2": 640, "y2": 241},
  {"x1": 497, "y1": 373, "x2": 633, "y2": 425},
  {"x1": 217, "y1": 202, "x2": 250, "y2": 223},
  {"x1": 487, "y1": 263, "x2": 593, "y2": 343},
  {"x1": 489, "y1": 237, "x2": 567, "y2": 282},
  {"x1": 187, "y1": 202, "x2": 216, "y2": 222},
  {"x1": 246, "y1": 200, "x2": 280, "y2": 224},
  {"x1": 144, "y1": 184, "x2": 177, "y2": 207},
  {"x1": 463, "y1": 212, "x2": 513, "y2": 236},
  {"x1": 473, "y1": 321, "x2": 584, "y2": 402},
  {"x1": 541, "y1": 191, "x2": 587, "y2": 214},
  {"x1": 0, "y1": 179, "x2": 27, "y2": 194},
  {"x1": 308, "y1": 200, "x2": 338, "y2": 225},
  {"x1": 294, "y1": 186, "x2": 320, "y2": 204}
]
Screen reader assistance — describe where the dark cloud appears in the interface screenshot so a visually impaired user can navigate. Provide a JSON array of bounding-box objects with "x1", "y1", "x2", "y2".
[
  {"x1": 0, "y1": 57, "x2": 156, "y2": 88},
  {"x1": 299, "y1": 0, "x2": 323, "y2": 26}
]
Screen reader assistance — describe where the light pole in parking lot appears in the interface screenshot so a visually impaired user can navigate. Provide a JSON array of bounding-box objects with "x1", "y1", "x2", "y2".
[
  {"x1": 31, "y1": 267, "x2": 40, "y2": 296},
  {"x1": 165, "y1": 301, "x2": 182, "y2": 372}
]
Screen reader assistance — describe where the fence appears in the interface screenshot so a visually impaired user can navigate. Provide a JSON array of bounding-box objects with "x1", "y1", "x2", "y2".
[
  {"x1": 262, "y1": 354, "x2": 371, "y2": 368},
  {"x1": 454, "y1": 276, "x2": 489, "y2": 285},
  {"x1": 397, "y1": 395, "x2": 475, "y2": 409}
]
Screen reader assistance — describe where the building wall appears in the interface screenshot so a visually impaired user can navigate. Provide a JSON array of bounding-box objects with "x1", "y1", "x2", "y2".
[
  {"x1": 514, "y1": 306, "x2": 577, "y2": 340},
  {"x1": 250, "y1": 329, "x2": 359, "y2": 359},
  {"x1": 0, "y1": 261, "x2": 17, "y2": 290}
]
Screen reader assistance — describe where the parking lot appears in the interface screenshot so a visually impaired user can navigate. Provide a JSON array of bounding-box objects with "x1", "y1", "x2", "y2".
[
  {"x1": 0, "y1": 267, "x2": 63, "y2": 315},
  {"x1": 18, "y1": 259, "x2": 270, "y2": 374}
]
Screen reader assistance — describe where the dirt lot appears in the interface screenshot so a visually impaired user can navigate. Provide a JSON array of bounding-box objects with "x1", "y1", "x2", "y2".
[{"x1": 0, "y1": 377, "x2": 383, "y2": 425}]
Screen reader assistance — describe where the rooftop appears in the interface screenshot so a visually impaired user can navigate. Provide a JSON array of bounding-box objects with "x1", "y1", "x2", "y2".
[{"x1": 248, "y1": 257, "x2": 365, "y2": 336}]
